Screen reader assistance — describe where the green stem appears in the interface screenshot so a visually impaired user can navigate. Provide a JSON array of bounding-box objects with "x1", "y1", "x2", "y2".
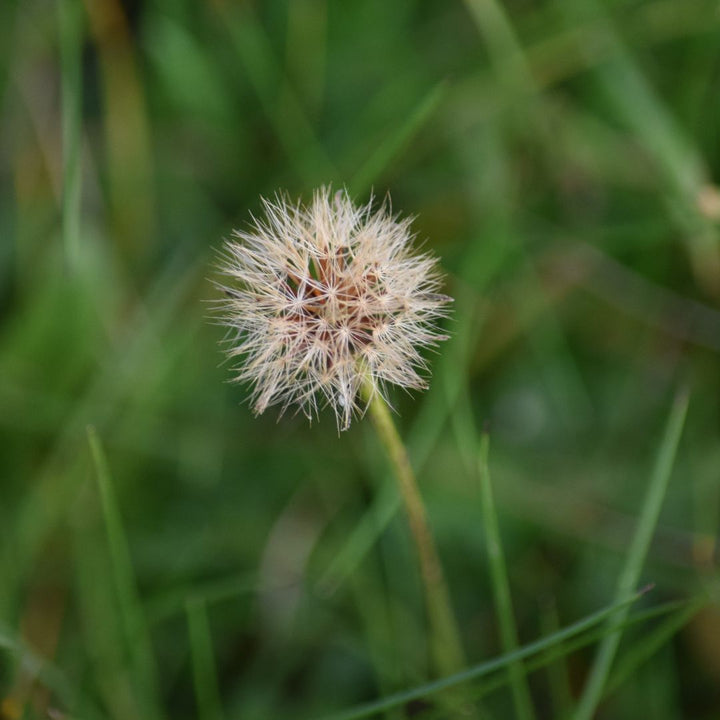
[{"x1": 362, "y1": 380, "x2": 465, "y2": 677}]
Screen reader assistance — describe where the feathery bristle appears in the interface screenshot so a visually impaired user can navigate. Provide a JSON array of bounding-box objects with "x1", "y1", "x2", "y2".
[{"x1": 217, "y1": 187, "x2": 452, "y2": 431}]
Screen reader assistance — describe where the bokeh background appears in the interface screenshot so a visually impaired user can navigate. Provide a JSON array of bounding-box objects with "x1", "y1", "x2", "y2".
[{"x1": 2, "y1": 0, "x2": 720, "y2": 718}]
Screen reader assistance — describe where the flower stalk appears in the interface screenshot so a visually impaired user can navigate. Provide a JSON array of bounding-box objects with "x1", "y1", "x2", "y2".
[{"x1": 362, "y1": 378, "x2": 466, "y2": 677}]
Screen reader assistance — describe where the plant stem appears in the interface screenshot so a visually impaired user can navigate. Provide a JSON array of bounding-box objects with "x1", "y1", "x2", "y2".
[{"x1": 362, "y1": 380, "x2": 465, "y2": 677}]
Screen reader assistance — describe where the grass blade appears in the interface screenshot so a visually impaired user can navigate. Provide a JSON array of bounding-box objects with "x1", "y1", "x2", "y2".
[
  {"x1": 455, "y1": 598, "x2": 701, "y2": 716},
  {"x1": 538, "y1": 597, "x2": 573, "y2": 717},
  {"x1": 558, "y1": 0, "x2": 720, "y2": 298},
  {"x1": 349, "y1": 82, "x2": 446, "y2": 196},
  {"x1": 87, "y1": 425, "x2": 163, "y2": 720},
  {"x1": 462, "y1": 0, "x2": 534, "y2": 95},
  {"x1": 572, "y1": 387, "x2": 690, "y2": 720},
  {"x1": 58, "y1": 0, "x2": 83, "y2": 271},
  {"x1": 219, "y1": 3, "x2": 336, "y2": 187},
  {"x1": 478, "y1": 433, "x2": 535, "y2": 720},
  {"x1": 606, "y1": 596, "x2": 705, "y2": 694},
  {"x1": 316, "y1": 588, "x2": 649, "y2": 720},
  {"x1": 186, "y1": 598, "x2": 225, "y2": 720}
]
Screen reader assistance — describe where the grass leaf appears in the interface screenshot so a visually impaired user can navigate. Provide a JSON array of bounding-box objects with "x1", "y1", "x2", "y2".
[
  {"x1": 186, "y1": 598, "x2": 225, "y2": 720},
  {"x1": 572, "y1": 387, "x2": 690, "y2": 720},
  {"x1": 478, "y1": 433, "x2": 535, "y2": 720},
  {"x1": 87, "y1": 426, "x2": 163, "y2": 720},
  {"x1": 316, "y1": 588, "x2": 650, "y2": 720}
]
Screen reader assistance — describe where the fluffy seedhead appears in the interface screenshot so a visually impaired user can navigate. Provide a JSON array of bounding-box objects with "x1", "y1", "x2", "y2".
[{"x1": 217, "y1": 187, "x2": 452, "y2": 431}]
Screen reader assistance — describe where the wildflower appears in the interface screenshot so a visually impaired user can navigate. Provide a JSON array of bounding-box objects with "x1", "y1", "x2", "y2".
[{"x1": 218, "y1": 187, "x2": 452, "y2": 430}]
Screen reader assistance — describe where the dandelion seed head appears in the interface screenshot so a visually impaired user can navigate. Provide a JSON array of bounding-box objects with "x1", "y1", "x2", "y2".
[{"x1": 217, "y1": 187, "x2": 452, "y2": 431}]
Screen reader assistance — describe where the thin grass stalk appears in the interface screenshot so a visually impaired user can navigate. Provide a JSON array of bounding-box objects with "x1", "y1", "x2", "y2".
[
  {"x1": 58, "y1": 0, "x2": 83, "y2": 270},
  {"x1": 538, "y1": 596, "x2": 573, "y2": 717},
  {"x1": 572, "y1": 387, "x2": 689, "y2": 720},
  {"x1": 478, "y1": 433, "x2": 536, "y2": 720},
  {"x1": 349, "y1": 81, "x2": 447, "y2": 197},
  {"x1": 87, "y1": 426, "x2": 163, "y2": 720},
  {"x1": 362, "y1": 380, "x2": 465, "y2": 678},
  {"x1": 186, "y1": 598, "x2": 225, "y2": 720},
  {"x1": 605, "y1": 597, "x2": 705, "y2": 694}
]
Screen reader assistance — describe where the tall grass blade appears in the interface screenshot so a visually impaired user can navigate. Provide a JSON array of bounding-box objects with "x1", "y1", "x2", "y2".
[
  {"x1": 572, "y1": 387, "x2": 690, "y2": 720},
  {"x1": 58, "y1": 0, "x2": 83, "y2": 271},
  {"x1": 186, "y1": 598, "x2": 225, "y2": 720},
  {"x1": 478, "y1": 433, "x2": 536, "y2": 720},
  {"x1": 87, "y1": 426, "x2": 163, "y2": 720},
  {"x1": 539, "y1": 597, "x2": 573, "y2": 717}
]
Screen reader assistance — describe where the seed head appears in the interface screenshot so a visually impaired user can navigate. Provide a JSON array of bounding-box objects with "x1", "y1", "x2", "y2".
[{"x1": 217, "y1": 187, "x2": 452, "y2": 431}]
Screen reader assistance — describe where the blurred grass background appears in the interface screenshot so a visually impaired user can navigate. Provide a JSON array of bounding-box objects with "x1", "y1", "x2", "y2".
[{"x1": 2, "y1": 0, "x2": 720, "y2": 718}]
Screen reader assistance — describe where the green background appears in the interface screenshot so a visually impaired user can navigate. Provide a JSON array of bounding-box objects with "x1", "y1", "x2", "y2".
[{"x1": 2, "y1": 0, "x2": 720, "y2": 718}]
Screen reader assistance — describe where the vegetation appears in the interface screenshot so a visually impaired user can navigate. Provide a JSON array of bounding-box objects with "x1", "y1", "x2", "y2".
[{"x1": 2, "y1": 0, "x2": 719, "y2": 718}]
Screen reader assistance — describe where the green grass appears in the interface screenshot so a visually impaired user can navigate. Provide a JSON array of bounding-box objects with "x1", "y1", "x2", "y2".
[{"x1": 2, "y1": 1, "x2": 720, "y2": 718}]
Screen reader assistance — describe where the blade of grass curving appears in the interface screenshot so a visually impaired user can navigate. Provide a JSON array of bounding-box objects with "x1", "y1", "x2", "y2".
[
  {"x1": 572, "y1": 387, "x2": 690, "y2": 720},
  {"x1": 58, "y1": 0, "x2": 83, "y2": 271},
  {"x1": 419, "y1": 599, "x2": 696, "y2": 719},
  {"x1": 605, "y1": 596, "x2": 705, "y2": 695},
  {"x1": 186, "y1": 598, "x2": 225, "y2": 720},
  {"x1": 87, "y1": 426, "x2": 163, "y2": 720},
  {"x1": 478, "y1": 432, "x2": 536, "y2": 720},
  {"x1": 349, "y1": 82, "x2": 447, "y2": 197},
  {"x1": 315, "y1": 589, "x2": 649, "y2": 720}
]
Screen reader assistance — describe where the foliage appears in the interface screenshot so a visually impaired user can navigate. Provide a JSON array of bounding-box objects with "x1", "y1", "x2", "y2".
[{"x1": 1, "y1": 0, "x2": 719, "y2": 718}]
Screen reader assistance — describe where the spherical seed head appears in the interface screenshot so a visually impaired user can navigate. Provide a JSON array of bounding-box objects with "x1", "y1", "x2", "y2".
[{"x1": 217, "y1": 187, "x2": 452, "y2": 431}]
